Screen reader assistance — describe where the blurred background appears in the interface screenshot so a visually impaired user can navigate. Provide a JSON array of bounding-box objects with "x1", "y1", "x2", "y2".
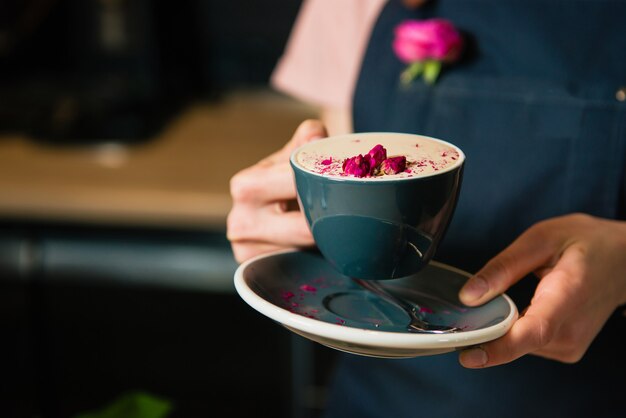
[{"x1": 0, "y1": 1, "x2": 336, "y2": 417}]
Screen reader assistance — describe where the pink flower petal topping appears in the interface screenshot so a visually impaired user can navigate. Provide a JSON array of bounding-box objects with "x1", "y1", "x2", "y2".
[
  {"x1": 380, "y1": 156, "x2": 407, "y2": 175},
  {"x1": 342, "y1": 144, "x2": 409, "y2": 178},
  {"x1": 342, "y1": 154, "x2": 371, "y2": 178},
  {"x1": 299, "y1": 284, "x2": 317, "y2": 293},
  {"x1": 366, "y1": 144, "x2": 387, "y2": 168}
]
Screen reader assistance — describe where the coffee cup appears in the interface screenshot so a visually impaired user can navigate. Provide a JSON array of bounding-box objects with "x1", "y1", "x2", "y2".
[{"x1": 290, "y1": 132, "x2": 464, "y2": 280}]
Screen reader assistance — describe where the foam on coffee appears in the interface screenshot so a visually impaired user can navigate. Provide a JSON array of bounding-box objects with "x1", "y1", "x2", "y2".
[{"x1": 294, "y1": 133, "x2": 463, "y2": 180}]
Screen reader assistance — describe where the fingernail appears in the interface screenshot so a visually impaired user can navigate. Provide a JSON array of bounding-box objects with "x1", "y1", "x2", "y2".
[
  {"x1": 460, "y1": 347, "x2": 488, "y2": 368},
  {"x1": 459, "y1": 276, "x2": 488, "y2": 304}
]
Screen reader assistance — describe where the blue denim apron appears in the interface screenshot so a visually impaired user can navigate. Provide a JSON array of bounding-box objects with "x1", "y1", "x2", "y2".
[{"x1": 325, "y1": 1, "x2": 626, "y2": 417}]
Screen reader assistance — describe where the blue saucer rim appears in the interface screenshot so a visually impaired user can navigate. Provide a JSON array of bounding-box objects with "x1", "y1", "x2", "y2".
[{"x1": 234, "y1": 249, "x2": 518, "y2": 350}]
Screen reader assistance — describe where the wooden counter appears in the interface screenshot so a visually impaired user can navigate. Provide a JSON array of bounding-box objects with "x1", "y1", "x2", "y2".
[{"x1": 0, "y1": 89, "x2": 317, "y2": 230}]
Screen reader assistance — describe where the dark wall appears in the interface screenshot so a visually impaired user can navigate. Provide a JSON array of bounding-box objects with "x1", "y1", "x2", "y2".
[{"x1": 0, "y1": 0, "x2": 302, "y2": 141}]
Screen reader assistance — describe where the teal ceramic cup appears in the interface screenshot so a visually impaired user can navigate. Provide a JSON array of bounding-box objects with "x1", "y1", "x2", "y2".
[{"x1": 290, "y1": 132, "x2": 464, "y2": 280}]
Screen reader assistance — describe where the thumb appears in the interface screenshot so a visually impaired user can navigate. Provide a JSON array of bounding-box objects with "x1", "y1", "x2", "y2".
[
  {"x1": 257, "y1": 119, "x2": 328, "y2": 168},
  {"x1": 459, "y1": 225, "x2": 557, "y2": 306},
  {"x1": 281, "y1": 119, "x2": 328, "y2": 154}
]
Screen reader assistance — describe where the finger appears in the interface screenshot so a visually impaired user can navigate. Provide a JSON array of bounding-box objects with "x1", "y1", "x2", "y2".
[
  {"x1": 282, "y1": 119, "x2": 328, "y2": 153},
  {"x1": 459, "y1": 224, "x2": 559, "y2": 306},
  {"x1": 255, "y1": 209, "x2": 314, "y2": 246},
  {"x1": 232, "y1": 120, "x2": 328, "y2": 203},
  {"x1": 231, "y1": 162, "x2": 298, "y2": 204},
  {"x1": 263, "y1": 119, "x2": 327, "y2": 164},
  {"x1": 231, "y1": 241, "x2": 296, "y2": 264},
  {"x1": 460, "y1": 302, "x2": 562, "y2": 368},
  {"x1": 460, "y1": 298, "x2": 563, "y2": 368},
  {"x1": 460, "y1": 247, "x2": 584, "y2": 368},
  {"x1": 232, "y1": 243, "x2": 301, "y2": 264},
  {"x1": 227, "y1": 205, "x2": 314, "y2": 247}
]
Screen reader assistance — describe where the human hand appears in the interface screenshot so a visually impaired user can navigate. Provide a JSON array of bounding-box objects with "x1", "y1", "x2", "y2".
[
  {"x1": 227, "y1": 120, "x2": 327, "y2": 262},
  {"x1": 458, "y1": 214, "x2": 626, "y2": 368}
]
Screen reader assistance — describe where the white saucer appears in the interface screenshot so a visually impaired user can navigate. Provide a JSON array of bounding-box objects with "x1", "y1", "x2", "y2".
[{"x1": 234, "y1": 250, "x2": 517, "y2": 358}]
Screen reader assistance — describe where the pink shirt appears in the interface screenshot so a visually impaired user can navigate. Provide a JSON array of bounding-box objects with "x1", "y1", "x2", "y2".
[{"x1": 271, "y1": 0, "x2": 386, "y2": 110}]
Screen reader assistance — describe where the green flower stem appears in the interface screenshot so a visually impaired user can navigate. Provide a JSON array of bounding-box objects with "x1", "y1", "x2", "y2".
[
  {"x1": 400, "y1": 61, "x2": 424, "y2": 84},
  {"x1": 401, "y1": 60, "x2": 443, "y2": 85},
  {"x1": 423, "y1": 60, "x2": 442, "y2": 85}
]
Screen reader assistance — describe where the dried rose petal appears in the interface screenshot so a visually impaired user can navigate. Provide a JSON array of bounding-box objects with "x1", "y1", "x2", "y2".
[
  {"x1": 299, "y1": 284, "x2": 317, "y2": 292},
  {"x1": 380, "y1": 156, "x2": 407, "y2": 175},
  {"x1": 342, "y1": 154, "x2": 371, "y2": 177},
  {"x1": 342, "y1": 144, "x2": 410, "y2": 177},
  {"x1": 366, "y1": 144, "x2": 387, "y2": 169}
]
